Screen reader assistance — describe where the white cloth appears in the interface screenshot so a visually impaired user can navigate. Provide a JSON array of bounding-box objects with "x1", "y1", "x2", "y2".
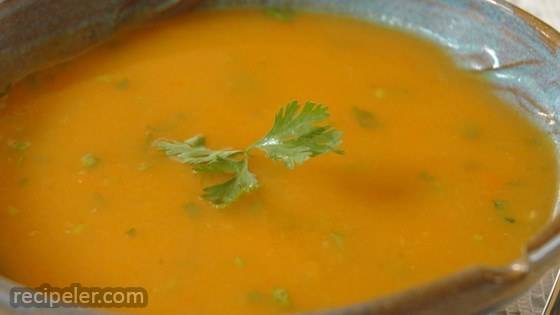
[{"x1": 508, "y1": 0, "x2": 560, "y2": 30}]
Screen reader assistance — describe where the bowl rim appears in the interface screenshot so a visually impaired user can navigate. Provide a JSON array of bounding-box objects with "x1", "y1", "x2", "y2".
[
  {"x1": 0, "y1": 0, "x2": 560, "y2": 315},
  {"x1": 492, "y1": 0, "x2": 560, "y2": 51}
]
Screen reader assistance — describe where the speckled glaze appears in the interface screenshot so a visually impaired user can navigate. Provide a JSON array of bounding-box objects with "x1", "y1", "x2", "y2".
[
  {"x1": 0, "y1": 0, "x2": 202, "y2": 95},
  {"x1": 0, "y1": 1, "x2": 559, "y2": 315}
]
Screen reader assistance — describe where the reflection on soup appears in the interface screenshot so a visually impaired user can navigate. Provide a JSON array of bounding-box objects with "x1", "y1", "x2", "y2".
[{"x1": 0, "y1": 9, "x2": 557, "y2": 315}]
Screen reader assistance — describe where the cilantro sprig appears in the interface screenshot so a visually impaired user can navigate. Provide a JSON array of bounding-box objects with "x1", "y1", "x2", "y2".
[{"x1": 154, "y1": 101, "x2": 343, "y2": 207}]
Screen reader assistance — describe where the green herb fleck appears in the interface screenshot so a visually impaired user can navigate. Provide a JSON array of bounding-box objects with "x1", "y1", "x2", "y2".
[
  {"x1": 9, "y1": 141, "x2": 31, "y2": 151},
  {"x1": 115, "y1": 79, "x2": 129, "y2": 90},
  {"x1": 183, "y1": 202, "x2": 202, "y2": 218},
  {"x1": 461, "y1": 123, "x2": 482, "y2": 140},
  {"x1": 329, "y1": 232, "x2": 345, "y2": 249},
  {"x1": 66, "y1": 223, "x2": 86, "y2": 235},
  {"x1": 418, "y1": 171, "x2": 436, "y2": 182},
  {"x1": 352, "y1": 107, "x2": 378, "y2": 129},
  {"x1": 96, "y1": 74, "x2": 129, "y2": 91},
  {"x1": 271, "y1": 288, "x2": 292, "y2": 308},
  {"x1": 81, "y1": 153, "x2": 100, "y2": 169},
  {"x1": 234, "y1": 256, "x2": 245, "y2": 268},
  {"x1": 374, "y1": 88, "x2": 386, "y2": 99},
  {"x1": 493, "y1": 200, "x2": 508, "y2": 210},
  {"x1": 155, "y1": 101, "x2": 343, "y2": 207},
  {"x1": 504, "y1": 217, "x2": 516, "y2": 224},
  {"x1": 473, "y1": 234, "x2": 484, "y2": 242},
  {"x1": 246, "y1": 291, "x2": 264, "y2": 303},
  {"x1": 418, "y1": 171, "x2": 443, "y2": 192},
  {"x1": 527, "y1": 135, "x2": 545, "y2": 147},
  {"x1": 126, "y1": 228, "x2": 137, "y2": 238},
  {"x1": 17, "y1": 178, "x2": 30, "y2": 187},
  {"x1": 7, "y1": 206, "x2": 20, "y2": 216},
  {"x1": 265, "y1": 7, "x2": 296, "y2": 21},
  {"x1": 92, "y1": 192, "x2": 106, "y2": 209},
  {"x1": 493, "y1": 200, "x2": 516, "y2": 224}
]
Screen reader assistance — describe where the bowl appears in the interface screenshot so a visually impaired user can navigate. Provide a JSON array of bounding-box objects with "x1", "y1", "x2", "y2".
[{"x1": 0, "y1": 1, "x2": 559, "y2": 314}]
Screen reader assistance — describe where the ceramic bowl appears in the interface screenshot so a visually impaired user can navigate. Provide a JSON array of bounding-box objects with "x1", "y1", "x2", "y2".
[{"x1": 0, "y1": 1, "x2": 559, "y2": 314}]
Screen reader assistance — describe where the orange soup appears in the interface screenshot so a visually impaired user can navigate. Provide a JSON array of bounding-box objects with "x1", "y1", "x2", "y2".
[{"x1": 0, "y1": 9, "x2": 557, "y2": 315}]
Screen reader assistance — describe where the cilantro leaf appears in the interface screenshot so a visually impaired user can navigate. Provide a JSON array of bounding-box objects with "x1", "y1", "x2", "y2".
[
  {"x1": 154, "y1": 135, "x2": 243, "y2": 173},
  {"x1": 154, "y1": 136, "x2": 257, "y2": 207},
  {"x1": 155, "y1": 101, "x2": 343, "y2": 207},
  {"x1": 254, "y1": 101, "x2": 343, "y2": 169},
  {"x1": 202, "y1": 160, "x2": 258, "y2": 207}
]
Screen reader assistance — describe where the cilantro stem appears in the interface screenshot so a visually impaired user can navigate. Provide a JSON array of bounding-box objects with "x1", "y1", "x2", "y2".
[{"x1": 155, "y1": 101, "x2": 342, "y2": 207}]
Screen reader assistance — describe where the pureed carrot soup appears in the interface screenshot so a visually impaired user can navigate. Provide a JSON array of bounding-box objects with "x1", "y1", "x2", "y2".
[{"x1": 0, "y1": 9, "x2": 557, "y2": 315}]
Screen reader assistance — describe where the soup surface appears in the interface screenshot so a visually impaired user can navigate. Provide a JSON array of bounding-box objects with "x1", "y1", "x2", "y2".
[{"x1": 0, "y1": 9, "x2": 557, "y2": 315}]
